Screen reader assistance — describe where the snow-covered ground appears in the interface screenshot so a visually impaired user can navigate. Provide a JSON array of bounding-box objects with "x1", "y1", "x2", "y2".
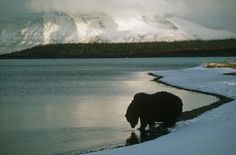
[{"x1": 86, "y1": 66, "x2": 236, "y2": 155}]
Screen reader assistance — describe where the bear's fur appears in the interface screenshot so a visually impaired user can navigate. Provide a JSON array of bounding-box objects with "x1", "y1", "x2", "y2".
[{"x1": 125, "y1": 91, "x2": 183, "y2": 130}]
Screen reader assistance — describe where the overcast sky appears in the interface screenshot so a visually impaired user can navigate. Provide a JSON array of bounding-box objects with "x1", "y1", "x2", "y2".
[{"x1": 1, "y1": 0, "x2": 236, "y2": 33}]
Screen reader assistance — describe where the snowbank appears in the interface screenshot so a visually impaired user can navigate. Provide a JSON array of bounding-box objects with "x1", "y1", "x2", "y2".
[{"x1": 86, "y1": 66, "x2": 236, "y2": 155}]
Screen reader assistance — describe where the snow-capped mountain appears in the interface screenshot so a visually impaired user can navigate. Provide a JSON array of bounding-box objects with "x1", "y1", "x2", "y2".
[{"x1": 0, "y1": 12, "x2": 235, "y2": 54}]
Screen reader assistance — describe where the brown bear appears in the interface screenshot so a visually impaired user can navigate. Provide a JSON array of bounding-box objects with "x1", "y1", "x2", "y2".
[{"x1": 125, "y1": 91, "x2": 183, "y2": 130}]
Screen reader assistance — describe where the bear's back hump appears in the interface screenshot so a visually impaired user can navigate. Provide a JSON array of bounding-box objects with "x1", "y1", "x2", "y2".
[
  {"x1": 144, "y1": 92, "x2": 182, "y2": 111},
  {"x1": 133, "y1": 92, "x2": 182, "y2": 113}
]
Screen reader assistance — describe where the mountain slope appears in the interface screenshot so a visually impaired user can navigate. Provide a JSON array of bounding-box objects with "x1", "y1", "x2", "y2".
[{"x1": 0, "y1": 12, "x2": 235, "y2": 54}]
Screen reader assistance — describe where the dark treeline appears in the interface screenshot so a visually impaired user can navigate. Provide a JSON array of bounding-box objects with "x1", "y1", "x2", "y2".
[{"x1": 1, "y1": 39, "x2": 236, "y2": 59}]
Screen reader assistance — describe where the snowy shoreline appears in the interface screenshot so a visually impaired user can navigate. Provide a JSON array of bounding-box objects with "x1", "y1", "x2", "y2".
[
  {"x1": 86, "y1": 66, "x2": 236, "y2": 155},
  {"x1": 148, "y1": 72, "x2": 233, "y2": 121}
]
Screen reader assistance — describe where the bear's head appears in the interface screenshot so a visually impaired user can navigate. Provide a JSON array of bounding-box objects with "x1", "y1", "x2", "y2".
[{"x1": 125, "y1": 102, "x2": 139, "y2": 128}]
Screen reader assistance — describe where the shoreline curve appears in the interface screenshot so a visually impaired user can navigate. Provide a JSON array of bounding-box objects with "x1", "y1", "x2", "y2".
[
  {"x1": 76, "y1": 72, "x2": 234, "y2": 155},
  {"x1": 148, "y1": 72, "x2": 234, "y2": 121}
]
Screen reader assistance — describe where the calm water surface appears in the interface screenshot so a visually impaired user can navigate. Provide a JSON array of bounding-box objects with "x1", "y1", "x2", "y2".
[{"x1": 0, "y1": 57, "x2": 235, "y2": 155}]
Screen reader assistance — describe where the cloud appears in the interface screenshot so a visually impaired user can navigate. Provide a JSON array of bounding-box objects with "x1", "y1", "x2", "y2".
[
  {"x1": 0, "y1": 0, "x2": 235, "y2": 33},
  {"x1": 181, "y1": 0, "x2": 236, "y2": 33},
  {"x1": 0, "y1": 0, "x2": 27, "y2": 17},
  {"x1": 0, "y1": 0, "x2": 188, "y2": 17}
]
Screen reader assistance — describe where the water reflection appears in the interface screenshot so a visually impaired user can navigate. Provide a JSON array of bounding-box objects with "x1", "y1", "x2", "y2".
[
  {"x1": 126, "y1": 124, "x2": 169, "y2": 146},
  {"x1": 126, "y1": 132, "x2": 140, "y2": 145},
  {"x1": 0, "y1": 58, "x2": 227, "y2": 155}
]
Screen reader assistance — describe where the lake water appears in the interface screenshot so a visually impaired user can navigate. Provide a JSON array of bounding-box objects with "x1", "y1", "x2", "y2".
[{"x1": 0, "y1": 57, "x2": 235, "y2": 155}]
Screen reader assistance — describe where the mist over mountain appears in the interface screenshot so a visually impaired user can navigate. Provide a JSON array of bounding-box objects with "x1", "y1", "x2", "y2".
[{"x1": 0, "y1": 0, "x2": 236, "y2": 54}]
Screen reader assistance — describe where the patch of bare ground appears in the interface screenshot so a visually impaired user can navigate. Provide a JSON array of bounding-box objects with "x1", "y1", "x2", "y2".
[{"x1": 206, "y1": 62, "x2": 236, "y2": 69}]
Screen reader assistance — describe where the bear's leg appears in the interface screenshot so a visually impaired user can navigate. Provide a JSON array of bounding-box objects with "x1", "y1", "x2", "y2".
[
  {"x1": 163, "y1": 119, "x2": 177, "y2": 128},
  {"x1": 148, "y1": 122, "x2": 155, "y2": 130},
  {"x1": 139, "y1": 118, "x2": 147, "y2": 131}
]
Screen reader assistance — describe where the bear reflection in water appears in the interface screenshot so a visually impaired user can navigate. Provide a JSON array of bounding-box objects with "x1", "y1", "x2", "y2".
[
  {"x1": 126, "y1": 123, "x2": 170, "y2": 145},
  {"x1": 125, "y1": 91, "x2": 182, "y2": 145}
]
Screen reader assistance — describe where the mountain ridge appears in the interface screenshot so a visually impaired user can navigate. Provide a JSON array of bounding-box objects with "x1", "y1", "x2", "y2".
[{"x1": 0, "y1": 11, "x2": 235, "y2": 54}]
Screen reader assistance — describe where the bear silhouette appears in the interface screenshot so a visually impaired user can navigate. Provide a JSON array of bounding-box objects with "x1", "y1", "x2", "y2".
[{"x1": 125, "y1": 91, "x2": 183, "y2": 130}]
